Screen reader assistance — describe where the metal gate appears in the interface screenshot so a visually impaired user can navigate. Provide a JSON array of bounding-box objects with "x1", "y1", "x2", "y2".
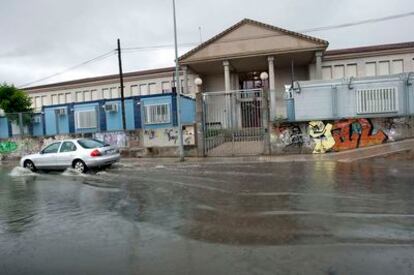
[{"x1": 202, "y1": 89, "x2": 268, "y2": 156}]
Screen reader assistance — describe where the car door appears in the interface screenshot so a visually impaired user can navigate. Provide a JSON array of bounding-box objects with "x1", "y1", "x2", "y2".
[
  {"x1": 57, "y1": 141, "x2": 78, "y2": 168},
  {"x1": 34, "y1": 142, "x2": 62, "y2": 169}
]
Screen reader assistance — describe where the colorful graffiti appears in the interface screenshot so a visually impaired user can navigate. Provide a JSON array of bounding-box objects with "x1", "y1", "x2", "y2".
[
  {"x1": 332, "y1": 119, "x2": 387, "y2": 151},
  {"x1": 309, "y1": 121, "x2": 336, "y2": 154},
  {"x1": 0, "y1": 141, "x2": 18, "y2": 154}
]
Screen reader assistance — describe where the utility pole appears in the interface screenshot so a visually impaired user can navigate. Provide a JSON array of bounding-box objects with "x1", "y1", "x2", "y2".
[
  {"x1": 117, "y1": 38, "x2": 127, "y2": 130},
  {"x1": 172, "y1": 0, "x2": 185, "y2": 161}
]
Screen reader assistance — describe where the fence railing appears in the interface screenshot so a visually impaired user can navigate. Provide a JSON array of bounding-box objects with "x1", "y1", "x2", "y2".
[
  {"x1": 0, "y1": 112, "x2": 42, "y2": 138},
  {"x1": 291, "y1": 73, "x2": 414, "y2": 121}
]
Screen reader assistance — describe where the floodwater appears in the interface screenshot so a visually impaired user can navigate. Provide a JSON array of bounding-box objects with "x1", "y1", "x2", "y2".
[{"x1": 0, "y1": 159, "x2": 414, "y2": 275}]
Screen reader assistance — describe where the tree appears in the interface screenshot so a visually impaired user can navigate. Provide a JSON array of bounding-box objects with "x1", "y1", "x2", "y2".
[
  {"x1": 0, "y1": 83, "x2": 33, "y2": 126},
  {"x1": 0, "y1": 83, "x2": 33, "y2": 114}
]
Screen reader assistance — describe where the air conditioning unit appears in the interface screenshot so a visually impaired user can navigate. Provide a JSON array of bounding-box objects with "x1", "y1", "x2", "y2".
[
  {"x1": 104, "y1": 103, "x2": 118, "y2": 113},
  {"x1": 32, "y1": 116, "x2": 42, "y2": 124},
  {"x1": 56, "y1": 108, "x2": 67, "y2": 116}
]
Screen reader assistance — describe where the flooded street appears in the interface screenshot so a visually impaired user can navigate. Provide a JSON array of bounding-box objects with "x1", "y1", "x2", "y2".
[{"x1": 1, "y1": 159, "x2": 414, "y2": 275}]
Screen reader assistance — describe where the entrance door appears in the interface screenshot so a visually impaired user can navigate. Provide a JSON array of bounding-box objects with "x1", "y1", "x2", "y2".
[
  {"x1": 240, "y1": 73, "x2": 268, "y2": 129},
  {"x1": 202, "y1": 89, "x2": 268, "y2": 156}
]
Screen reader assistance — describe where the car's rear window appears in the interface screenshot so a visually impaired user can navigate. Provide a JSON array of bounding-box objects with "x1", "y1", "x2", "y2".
[{"x1": 77, "y1": 139, "x2": 108, "y2": 149}]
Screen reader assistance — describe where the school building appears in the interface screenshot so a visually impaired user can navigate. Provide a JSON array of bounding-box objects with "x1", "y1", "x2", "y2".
[{"x1": 1, "y1": 18, "x2": 414, "y2": 156}]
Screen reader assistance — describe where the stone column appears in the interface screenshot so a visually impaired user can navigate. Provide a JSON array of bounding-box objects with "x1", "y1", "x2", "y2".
[
  {"x1": 268, "y1": 56, "x2": 276, "y2": 121},
  {"x1": 315, "y1": 51, "x2": 323, "y2": 80},
  {"x1": 182, "y1": 65, "x2": 189, "y2": 94},
  {"x1": 223, "y1": 61, "x2": 231, "y2": 91},
  {"x1": 195, "y1": 91, "x2": 205, "y2": 157}
]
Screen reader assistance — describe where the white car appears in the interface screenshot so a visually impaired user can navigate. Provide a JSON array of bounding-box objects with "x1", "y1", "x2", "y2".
[{"x1": 20, "y1": 139, "x2": 121, "y2": 173}]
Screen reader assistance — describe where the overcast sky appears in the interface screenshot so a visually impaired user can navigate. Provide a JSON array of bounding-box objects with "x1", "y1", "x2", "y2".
[{"x1": 1, "y1": 0, "x2": 413, "y2": 87}]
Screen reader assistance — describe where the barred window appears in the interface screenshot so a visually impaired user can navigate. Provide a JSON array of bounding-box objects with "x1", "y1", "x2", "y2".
[
  {"x1": 144, "y1": 104, "x2": 170, "y2": 124},
  {"x1": 356, "y1": 87, "x2": 398, "y2": 114},
  {"x1": 75, "y1": 110, "x2": 97, "y2": 129}
]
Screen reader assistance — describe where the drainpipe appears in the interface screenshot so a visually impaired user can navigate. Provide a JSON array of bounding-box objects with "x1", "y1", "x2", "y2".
[
  {"x1": 331, "y1": 86, "x2": 338, "y2": 119},
  {"x1": 406, "y1": 72, "x2": 413, "y2": 115}
]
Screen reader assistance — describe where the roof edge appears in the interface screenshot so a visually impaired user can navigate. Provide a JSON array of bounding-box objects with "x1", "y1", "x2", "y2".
[
  {"x1": 325, "y1": 41, "x2": 414, "y2": 57},
  {"x1": 24, "y1": 67, "x2": 175, "y2": 91}
]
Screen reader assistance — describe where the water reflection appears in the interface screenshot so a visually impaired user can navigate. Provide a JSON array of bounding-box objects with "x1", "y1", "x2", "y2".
[
  {"x1": 1, "y1": 160, "x2": 414, "y2": 274},
  {"x1": 0, "y1": 174, "x2": 38, "y2": 233}
]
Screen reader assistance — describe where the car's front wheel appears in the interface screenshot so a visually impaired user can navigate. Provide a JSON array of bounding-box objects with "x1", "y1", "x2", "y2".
[
  {"x1": 73, "y1": 160, "x2": 87, "y2": 173},
  {"x1": 24, "y1": 160, "x2": 36, "y2": 172}
]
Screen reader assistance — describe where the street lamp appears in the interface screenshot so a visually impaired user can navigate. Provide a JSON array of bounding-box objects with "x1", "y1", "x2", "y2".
[
  {"x1": 172, "y1": 0, "x2": 185, "y2": 162},
  {"x1": 194, "y1": 77, "x2": 203, "y2": 93},
  {"x1": 260, "y1": 72, "x2": 269, "y2": 83}
]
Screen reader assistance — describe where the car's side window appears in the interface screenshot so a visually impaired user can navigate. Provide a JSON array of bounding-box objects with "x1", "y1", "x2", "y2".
[
  {"x1": 60, "y1": 142, "x2": 77, "y2": 153},
  {"x1": 42, "y1": 142, "x2": 61, "y2": 154}
]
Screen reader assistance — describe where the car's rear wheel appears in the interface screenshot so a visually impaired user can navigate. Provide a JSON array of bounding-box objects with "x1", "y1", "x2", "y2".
[
  {"x1": 73, "y1": 160, "x2": 87, "y2": 173},
  {"x1": 24, "y1": 160, "x2": 36, "y2": 172}
]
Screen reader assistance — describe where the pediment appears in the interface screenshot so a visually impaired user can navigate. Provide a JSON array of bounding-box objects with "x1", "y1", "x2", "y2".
[{"x1": 180, "y1": 19, "x2": 328, "y2": 64}]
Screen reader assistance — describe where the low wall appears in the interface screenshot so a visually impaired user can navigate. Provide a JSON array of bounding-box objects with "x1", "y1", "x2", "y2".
[
  {"x1": 0, "y1": 127, "x2": 197, "y2": 160},
  {"x1": 270, "y1": 116, "x2": 414, "y2": 154},
  {"x1": 0, "y1": 130, "x2": 142, "y2": 161}
]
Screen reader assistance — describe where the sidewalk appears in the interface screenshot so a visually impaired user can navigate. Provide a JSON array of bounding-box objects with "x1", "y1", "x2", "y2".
[
  {"x1": 121, "y1": 138, "x2": 414, "y2": 165},
  {"x1": 2, "y1": 139, "x2": 413, "y2": 166}
]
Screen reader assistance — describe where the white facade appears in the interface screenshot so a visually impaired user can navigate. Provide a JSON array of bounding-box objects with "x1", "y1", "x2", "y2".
[
  {"x1": 26, "y1": 68, "x2": 197, "y2": 112},
  {"x1": 310, "y1": 51, "x2": 414, "y2": 80}
]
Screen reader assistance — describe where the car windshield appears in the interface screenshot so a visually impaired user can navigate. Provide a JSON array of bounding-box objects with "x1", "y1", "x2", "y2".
[{"x1": 77, "y1": 139, "x2": 108, "y2": 149}]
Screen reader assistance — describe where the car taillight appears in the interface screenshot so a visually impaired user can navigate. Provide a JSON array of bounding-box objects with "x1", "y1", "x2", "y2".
[{"x1": 90, "y1": 149, "x2": 102, "y2": 157}]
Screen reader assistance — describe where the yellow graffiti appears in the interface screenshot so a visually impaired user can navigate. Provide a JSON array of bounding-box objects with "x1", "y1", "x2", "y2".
[{"x1": 309, "y1": 121, "x2": 335, "y2": 154}]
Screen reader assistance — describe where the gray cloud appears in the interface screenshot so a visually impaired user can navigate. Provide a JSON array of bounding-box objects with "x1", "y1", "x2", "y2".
[{"x1": 1, "y1": 0, "x2": 413, "y2": 86}]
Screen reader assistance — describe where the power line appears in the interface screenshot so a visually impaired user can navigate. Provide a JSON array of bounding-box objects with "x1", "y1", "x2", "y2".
[
  {"x1": 124, "y1": 11, "x2": 414, "y2": 50},
  {"x1": 122, "y1": 42, "x2": 197, "y2": 53},
  {"x1": 18, "y1": 50, "x2": 116, "y2": 88},
  {"x1": 18, "y1": 11, "x2": 414, "y2": 87},
  {"x1": 300, "y1": 11, "x2": 414, "y2": 33}
]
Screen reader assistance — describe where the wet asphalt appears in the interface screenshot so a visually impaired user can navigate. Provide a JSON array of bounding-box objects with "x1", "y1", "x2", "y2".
[{"x1": 0, "y1": 158, "x2": 414, "y2": 275}]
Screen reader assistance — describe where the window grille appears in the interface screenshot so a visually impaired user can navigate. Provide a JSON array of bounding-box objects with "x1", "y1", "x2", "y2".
[
  {"x1": 356, "y1": 87, "x2": 398, "y2": 114},
  {"x1": 144, "y1": 104, "x2": 170, "y2": 124},
  {"x1": 75, "y1": 110, "x2": 97, "y2": 129}
]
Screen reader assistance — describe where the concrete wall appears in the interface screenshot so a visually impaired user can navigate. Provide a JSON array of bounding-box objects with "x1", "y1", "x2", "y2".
[
  {"x1": 270, "y1": 116, "x2": 414, "y2": 154},
  {"x1": 0, "y1": 131, "x2": 142, "y2": 160}
]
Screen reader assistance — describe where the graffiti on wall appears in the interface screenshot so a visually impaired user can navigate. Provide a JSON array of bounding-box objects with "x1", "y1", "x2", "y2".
[
  {"x1": 144, "y1": 126, "x2": 195, "y2": 147},
  {"x1": 274, "y1": 124, "x2": 312, "y2": 153},
  {"x1": 0, "y1": 141, "x2": 17, "y2": 154},
  {"x1": 94, "y1": 132, "x2": 128, "y2": 148},
  {"x1": 309, "y1": 121, "x2": 336, "y2": 154},
  {"x1": 332, "y1": 119, "x2": 387, "y2": 152},
  {"x1": 380, "y1": 117, "x2": 413, "y2": 141}
]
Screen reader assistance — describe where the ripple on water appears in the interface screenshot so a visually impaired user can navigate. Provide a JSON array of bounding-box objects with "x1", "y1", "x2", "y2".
[
  {"x1": 61, "y1": 168, "x2": 87, "y2": 177},
  {"x1": 8, "y1": 167, "x2": 37, "y2": 177}
]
